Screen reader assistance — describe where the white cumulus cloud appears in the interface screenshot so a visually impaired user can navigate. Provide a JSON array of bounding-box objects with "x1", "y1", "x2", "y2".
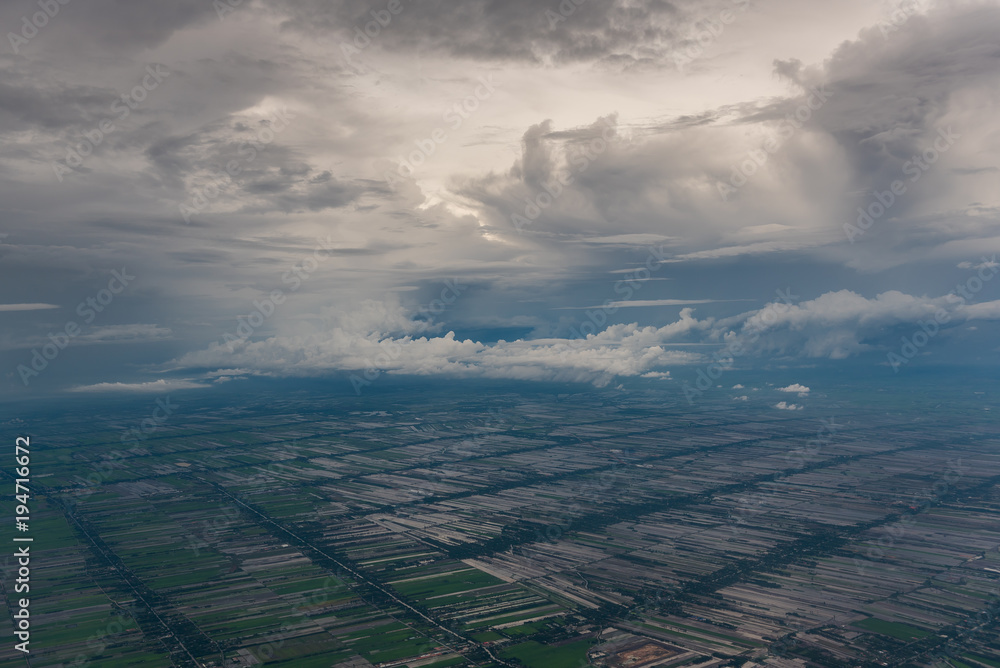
[{"x1": 69, "y1": 379, "x2": 207, "y2": 393}]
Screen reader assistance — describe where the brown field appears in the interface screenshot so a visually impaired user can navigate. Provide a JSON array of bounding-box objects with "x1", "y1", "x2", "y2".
[{"x1": 608, "y1": 641, "x2": 681, "y2": 667}]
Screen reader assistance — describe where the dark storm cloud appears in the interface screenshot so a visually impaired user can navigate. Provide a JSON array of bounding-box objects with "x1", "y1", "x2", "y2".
[
  {"x1": 244, "y1": 176, "x2": 370, "y2": 214},
  {"x1": 67, "y1": 1, "x2": 216, "y2": 49},
  {"x1": 747, "y1": 3, "x2": 1000, "y2": 193},
  {"x1": 144, "y1": 116, "x2": 375, "y2": 215},
  {"x1": 456, "y1": 1, "x2": 1000, "y2": 262},
  {"x1": 3, "y1": 0, "x2": 999, "y2": 394},
  {"x1": 952, "y1": 166, "x2": 998, "y2": 175},
  {"x1": 166, "y1": 249, "x2": 233, "y2": 265},
  {"x1": 0, "y1": 72, "x2": 112, "y2": 131},
  {"x1": 275, "y1": 0, "x2": 700, "y2": 65},
  {"x1": 455, "y1": 113, "x2": 702, "y2": 243},
  {"x1": 1, "y1": 0, "x2": 217, "y2": 56}
]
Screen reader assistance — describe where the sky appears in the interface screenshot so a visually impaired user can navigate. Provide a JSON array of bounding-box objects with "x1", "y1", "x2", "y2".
[{"x1": 1, "y1": 0, "x2": 999, "y2": 398}]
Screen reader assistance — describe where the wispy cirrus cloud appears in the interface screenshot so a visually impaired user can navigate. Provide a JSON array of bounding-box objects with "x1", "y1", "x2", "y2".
[
  {"x1": 69, "y1": 379, "x2": 207, "y2": 393},
  {"x1": 556, "y1": 299, "x2": 747, "y2": 310},
  {"x1": 0, "y1": 304, "x2": 60, "y2": 312}
]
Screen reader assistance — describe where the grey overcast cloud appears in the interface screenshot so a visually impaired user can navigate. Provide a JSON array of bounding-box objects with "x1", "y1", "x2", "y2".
[{"x1": 2, "y1": 0, "x2": 999, "y2": 396}]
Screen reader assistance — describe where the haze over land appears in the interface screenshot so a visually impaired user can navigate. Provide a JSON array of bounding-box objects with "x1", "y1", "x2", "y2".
[{"x1": 3, "y1": 378, "x2": 1000, "y2": 666}]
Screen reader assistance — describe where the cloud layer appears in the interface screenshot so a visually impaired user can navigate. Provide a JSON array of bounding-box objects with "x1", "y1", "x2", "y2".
[
  {"x1": 169, "y1": 287, "x2": 1000, "y2": 387},
  {"x1": 1, "y1": 0, "x2": 998, "y2": 393}
]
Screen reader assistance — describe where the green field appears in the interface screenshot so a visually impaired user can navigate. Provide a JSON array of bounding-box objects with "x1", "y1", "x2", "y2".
[
  {"x1": 853, "y1": 617, "x2": 931, "y2": 640},
  {"x1": 503, "y1": 620, "x2": 549, "y2": 637},
  {"x1": 964, "y1": 654, "x2": 1000, "y2": 668},
  {"x1": 501, "y1": 639, "x2": 593, "y2": 668}
]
